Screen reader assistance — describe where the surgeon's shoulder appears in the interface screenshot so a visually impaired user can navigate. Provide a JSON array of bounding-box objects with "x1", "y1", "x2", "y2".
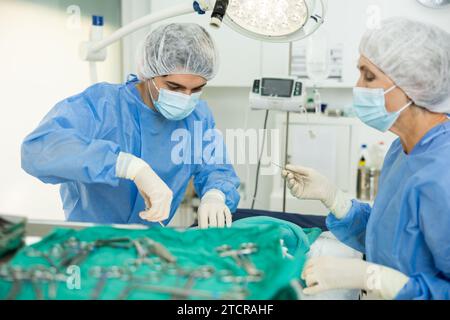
[
  {"x1": 425, "y1": 141, "x2": 450, "y2": 183},
  {"x1": 413, "y1": 142, "x2": 450, "y2": 197},
  {"x1": 69, "y1": 82, "x2": 123, "y2": 106},
  {"x1": 48, "y1": 82, "x2": 124, "y2": 120},
  {"x1": 416, "y1": 161, "x2": 450, "y2": 217}
]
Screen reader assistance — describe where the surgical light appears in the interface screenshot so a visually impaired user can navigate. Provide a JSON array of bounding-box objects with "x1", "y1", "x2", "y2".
[
  {"x1": 416, "y1": 0, "x2": 450, "y2": 8},
  {"x1": 209, "y1": 0, "x2": 325, "y2": 42},
  {"x1": 225, "y1": 0, "x2": 310, "y2": 41}
]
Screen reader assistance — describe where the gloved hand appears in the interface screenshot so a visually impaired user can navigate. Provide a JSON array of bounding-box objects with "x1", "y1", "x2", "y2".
[
  {"x1": 301, "y1": 257, "x2": 410, "y2": 300},
  {"x1": 282, "y1": 165, "x2": 352, "y2": 219},
  {"x1": 116, "y1": 152, "x2": 173, "y2": 223},
  {"x1": 197, "y1": 190, "x2": 232, "y2": 229}
]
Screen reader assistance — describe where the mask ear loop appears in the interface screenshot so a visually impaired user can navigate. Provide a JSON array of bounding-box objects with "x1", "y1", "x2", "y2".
[
  {"x1": 385, "y1": 85, "x2": 413, "y2": 114},
  {"x1": 384, "y1": 85, "x2": 397, "y2": 95},
  {"x1": 147, "y1": 79, "x2": 159, "y2": 103},
  {"x1": 397, "y1": 101, "x2": 413, "y2": 114}
]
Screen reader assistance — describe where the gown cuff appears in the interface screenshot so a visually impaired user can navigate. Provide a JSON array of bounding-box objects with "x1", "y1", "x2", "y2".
[
  {"x1": 329, "y1": 189, "x2": 353, "y2": 219},
  {"x1": 378, "y1": 266, "x2": 410, "y2": 300},
  {"x1": 116, "y1": 152, "x2": 148, "y2": 180},
  {"x1": 366, "y1": 264, "x2": 410, "y2": 300},
  {"x1": 202, "y1": 189, "x2": 226, "y2": 203}
]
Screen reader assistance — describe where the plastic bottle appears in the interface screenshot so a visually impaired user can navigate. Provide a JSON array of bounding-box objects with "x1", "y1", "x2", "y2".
[
  {"x1": 90, "y1": 16, "x2": 104, "y2": 42},
  {"x1": 357, "y1": 144, "x2": 369, "y2": 200},
  {"x1": 306, "y1": 98, "x2": 315, "y2": 113},
  {"x1": 358, "y1": 144, "x2": 368, "y2": 168},
  {"x1": 313, "y1": 88, "x2": 322, "y2": 114},
  {"x1": 370, "y1": 141, "x2": 388, "y2": 170}
]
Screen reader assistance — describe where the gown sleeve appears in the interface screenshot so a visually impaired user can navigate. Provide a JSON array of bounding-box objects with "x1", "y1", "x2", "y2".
[
  {"x1": 326, "y1": 200, "x2": 372, "y2": 254},
  {"x1": 21, "y1": 86, "x2": 122, "y2": 186},
  {"x1": 192, "y1": 105, "x2": 241, "y2": 212}
]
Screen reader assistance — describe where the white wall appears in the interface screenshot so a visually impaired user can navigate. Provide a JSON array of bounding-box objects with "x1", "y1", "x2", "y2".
[
  {"x1": 0, "y1": 0, "x2": 122, "y2": 220},
  {"x1": 121, "y1": 0, "x2": 153, "y2": 78}
]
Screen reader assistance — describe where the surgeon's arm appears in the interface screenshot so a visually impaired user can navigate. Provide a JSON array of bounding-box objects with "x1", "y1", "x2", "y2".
[
  {"x1": 396, "y1": 272, "x2": 450, "y2": 300},
  {"x1": 192, "y1": 117, "x2": 240, "y2": 213},
  {"x1": 194, "y1": 165, "x2": 241, "y2": 213},
  {"x1": 326, "y1": 200, "x2": 372, "y2": 254},
  {"x1": 395, "y1": 183, "x2": 450, "y2": 300},
  {"x1": 21, "y1": 95, "x2": 121, "y2": 186}
]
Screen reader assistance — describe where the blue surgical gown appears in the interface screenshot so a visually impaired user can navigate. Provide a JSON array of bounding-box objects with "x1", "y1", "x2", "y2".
[
  {"x1": 21, "y1": 76, "x2": 240, "y2": 226},
  {"x1": 327, "y1": 121, "x2": 450, "y2": 300}
]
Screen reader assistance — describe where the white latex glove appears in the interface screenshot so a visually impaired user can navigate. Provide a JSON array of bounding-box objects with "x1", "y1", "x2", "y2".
[
  {"x1": 301, "y1": 257, "x2": 410, "y2": 300},
  {"x1": 197, "y1": 190, "x2": 232, "y2": 229},
  {"x1": 282, "y1": 165, "x2": 352, "y2": 219},
  {"x1": 116, "y1": 152, "x2": 173, "y2": 223}
]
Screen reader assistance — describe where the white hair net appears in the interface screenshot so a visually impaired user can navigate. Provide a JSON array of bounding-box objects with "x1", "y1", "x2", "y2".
[
  {"x1": 138, "y1": 23, "x2": 219, "y2": 81},
  {"x1": 360, "y1": 17, "x2": 450, "y2": 113}
]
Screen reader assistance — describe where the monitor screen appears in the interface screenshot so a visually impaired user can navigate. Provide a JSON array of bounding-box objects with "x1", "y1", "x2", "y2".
[{"x1": 261, "y1": 78, "x2": 294, "y2": 98}]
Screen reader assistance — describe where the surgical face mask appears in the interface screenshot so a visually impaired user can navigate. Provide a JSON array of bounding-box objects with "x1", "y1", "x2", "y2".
[
  {"x1": 148, "y1": 79, "x2": 202, "y2": 121},
  {"x1": 353, "y1": 85, "x2": 413, "y2": 132}
]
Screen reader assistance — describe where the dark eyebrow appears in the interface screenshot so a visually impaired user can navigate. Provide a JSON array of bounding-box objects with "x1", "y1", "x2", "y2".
[
  {"x1": 166, "y1": 81, "x2": 186, "y2": 89},
  {"x1": 194, "y1": 83, "x2": 207, "y2": 90},
  {"x1": 166, "y1": 81, "x2": 207, "y2": 91}
]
